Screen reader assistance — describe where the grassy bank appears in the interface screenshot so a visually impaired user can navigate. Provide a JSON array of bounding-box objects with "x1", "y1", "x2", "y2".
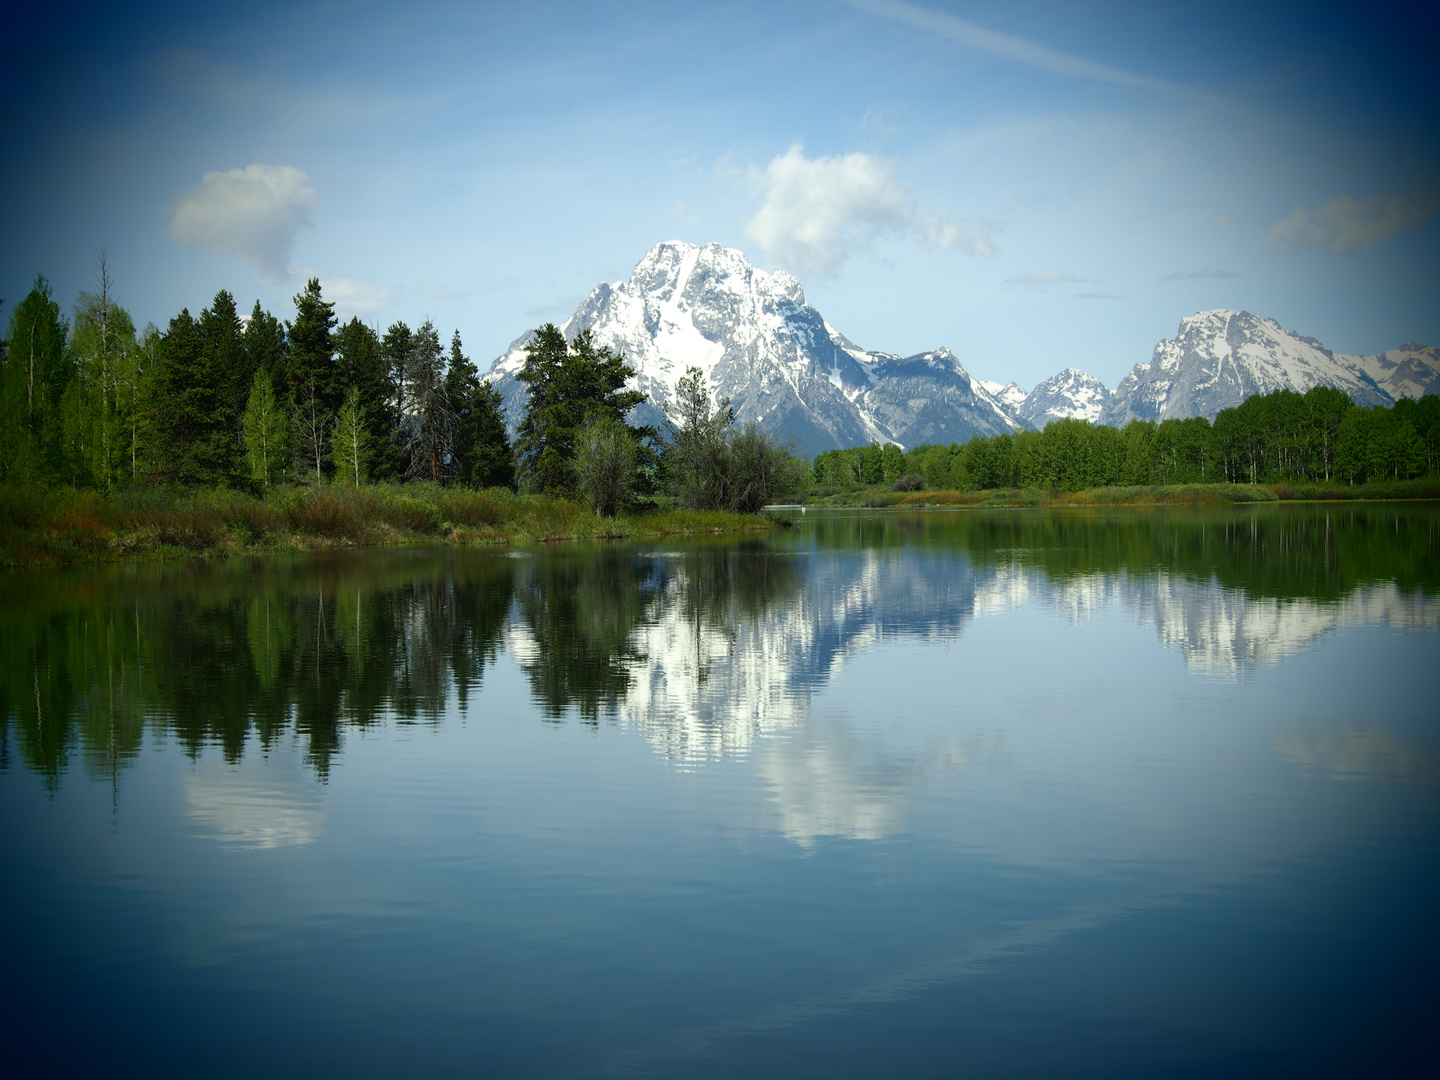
[
  {"x1": 805, "y1": 477, "x2": 1440, "y2": 509},
  {"x1": 0, "y1": 484, "x2": 774, "y2": 566}
]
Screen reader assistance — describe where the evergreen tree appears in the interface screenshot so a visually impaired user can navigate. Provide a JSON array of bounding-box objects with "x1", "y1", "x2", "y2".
[
  {"x1": 662, "y1": 366, "x2": 733, "y2": 509},
  {"x1": 514, "y1": 325, "x2": 648, "y2": 495},
  {"x1": 402, "y1": 320, "x2": 454, "y2": 483},
  {"x1": 379, "y1": 320, "x2": 415, "y2": 479},
  {"x1": 0, "y1": 275, "x2": 71, "y2": 483},
  {"x1": 330, "y1": 385, "x2": 372, "y2": 486},
  {"x1": 287, "y1": 278, "x2": 339, "y2": 411},
  {"x1": 154, "y1": 310, "x2": 219, "y2": 484},
  {"x1": 336, "y1": 317, "x2": 398, "y2": 478},
  {"x1": 444, "y1": 330, "x2": 513, "y2": 489},
  {"x1": 197, "y1": 290, "x2": 245, "y2": 480},
  {"x1": 244, "y1": 301, "x2": 289, "y2": 401},
  {"x1": 242, "y1": 367, "x2": 289, "y2": 490}
]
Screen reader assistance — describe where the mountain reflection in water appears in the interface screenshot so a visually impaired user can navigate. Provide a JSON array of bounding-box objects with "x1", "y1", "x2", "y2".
[{"x1": 3, "y1": 504, "x2": 1436, "y2": 787}]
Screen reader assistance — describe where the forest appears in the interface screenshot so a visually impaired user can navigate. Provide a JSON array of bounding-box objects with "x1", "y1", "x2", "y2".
[
  {"x1": 814, "y1": 386, "x2": 1440, "y2": 494},
  {"x1": 0, "y1": 263, "x2": 805, "y2": 534}
]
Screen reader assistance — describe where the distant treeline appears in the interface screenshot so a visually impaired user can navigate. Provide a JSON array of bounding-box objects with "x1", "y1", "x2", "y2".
[
  {"x1": 0, "y1": 266, "x2": 807, "y2": 515},
  {"x1": 813, "y1": 386, "x2": 1440, "y2": 492}
]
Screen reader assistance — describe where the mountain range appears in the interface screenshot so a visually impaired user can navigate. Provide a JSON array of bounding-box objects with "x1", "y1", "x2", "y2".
[{"x1": 484, "y1": 242, "x2": 1439, "y2": 456}]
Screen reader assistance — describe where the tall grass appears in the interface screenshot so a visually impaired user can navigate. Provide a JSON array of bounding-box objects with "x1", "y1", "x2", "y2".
[{"x1": 0, "y1": 483, "x2": 771, "y2": 566}]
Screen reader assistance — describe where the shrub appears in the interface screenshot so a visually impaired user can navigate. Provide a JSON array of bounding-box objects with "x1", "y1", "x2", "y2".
[{"x1": 893, "y1": 473, "x2": 924, "y2": 492}]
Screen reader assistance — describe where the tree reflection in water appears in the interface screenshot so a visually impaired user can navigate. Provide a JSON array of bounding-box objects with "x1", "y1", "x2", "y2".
[{"x1": 2, "y1": 504, "x2": 1436, "y2": 787}]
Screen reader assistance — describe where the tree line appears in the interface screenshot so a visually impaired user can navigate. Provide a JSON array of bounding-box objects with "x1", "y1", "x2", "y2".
[
  {"x1": 0, "y1": 263, "x2": 513, "y2": 494},
  {"x1": 0, "y1": 260, "x2": 807, "y2": 514},
  {"x1": 814, "y1": 385, "x2": 1440, "y2": 492}
]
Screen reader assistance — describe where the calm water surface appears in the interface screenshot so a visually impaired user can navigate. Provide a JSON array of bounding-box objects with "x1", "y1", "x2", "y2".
[{"x1": 3, "y1": 505, "x2": 1437, "y2": 1078}]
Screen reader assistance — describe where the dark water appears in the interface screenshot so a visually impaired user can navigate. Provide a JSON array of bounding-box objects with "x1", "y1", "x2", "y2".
[{"x1": 2, "y1": 505, "x2": 1437, "y2": 1078}]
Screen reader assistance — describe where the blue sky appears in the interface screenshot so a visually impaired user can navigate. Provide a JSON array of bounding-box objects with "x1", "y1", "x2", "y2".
[{"x1": 3, "y1": 0, "x2": 1437, "y2": 391}]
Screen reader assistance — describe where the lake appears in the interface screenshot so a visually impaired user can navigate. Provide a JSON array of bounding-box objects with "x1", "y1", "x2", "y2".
[{"x1": 2, "y1": 504, "x2": 1437, "y2": 1078}]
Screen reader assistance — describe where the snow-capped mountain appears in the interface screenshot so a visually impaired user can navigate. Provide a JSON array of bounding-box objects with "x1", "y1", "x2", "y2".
[
  {"x1": 980, "y1": 380, "x2": 1028, "y2": 410},
  {"x1": 1016, "y1": 368, "x2": 1112, "y2": 428},
  {"x1": 485, "y1": 242, "x2": 1017, "y2": 456},
  {"x1": 485, "y1": 251, "x2": 1435, "y2": 452},
  {"x1": 1102, "y1": 310, "x2": 1411, "y2": 426},
  {"x1": 1350, "y1": 343, "x2": 1440, "y2": 403}
]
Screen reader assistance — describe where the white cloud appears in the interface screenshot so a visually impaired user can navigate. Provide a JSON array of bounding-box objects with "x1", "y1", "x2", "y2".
[
  {"x1": 321, "y1": 276, "x2": 398, "y2": 317},
  {"x1": 167, "y1": 164, "x2": 319, "y2": 283},
  {"x1": 1265, "y1": 173, "x2": 1440, "y2": 256},
  {"x1": 745, "y1": 144, "x2": 991, "y2": 277}
]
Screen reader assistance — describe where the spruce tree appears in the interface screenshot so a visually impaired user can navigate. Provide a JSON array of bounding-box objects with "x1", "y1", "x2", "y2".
[
  {"x1": 0, "y1": 276, "x2": 71, "y2": 483},
  {"x1": 402, "y1": 320, "x2": 453, "y2": 483},
  {"x1": 244, "y1": 301, "x2": 289, "y2": 401},
  {"x1": 514, "y1": 325, "x2": 648, "y2": 495},
  {"x1": 444, "y1": 329, "x2": 513, "y2": 489},
  {"x1": 287, "y1": 278, "x2": 339, "y2": 412},
  {"x1": 336, "y1": 317, "x2": 398, "y2": 478}
]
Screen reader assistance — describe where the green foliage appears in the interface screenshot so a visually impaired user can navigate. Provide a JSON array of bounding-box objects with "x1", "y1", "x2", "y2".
[
  {"x1": 154, "y1": 301, "x2": 238, "y2": 486},
  {"x1": 402, "y1": 320, "x2": 453, "y2": 483},
  {"x1": 444, "y1": 330, "x2": 514, "y2": 489},
  {"x1": 0, "y1": 276, "x2": 71, "y2": 483},
  {"x1": 330, "y1": 385, "x2": 371, "y2": 487},
  {"x1": 574, "y1": 416, "x2": 639, "y2": 517},
  {"x1": 335, "y1": 317, "x2": 398, "y2": 479},
  {"x1": 286, "y1": 278, "x2": 339, "y2": 410},
  {"x1": 242, "y1": 368, "x2": 290, "y2": 490},
  {"x1": 662, "y1": 366, "x2": 734, "y2": 509},
  {"x1": 515, "y1": 324, "x2": 649, "y2": 496}
]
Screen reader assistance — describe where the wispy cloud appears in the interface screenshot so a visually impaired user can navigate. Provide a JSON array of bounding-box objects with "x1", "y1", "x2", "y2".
[
  {"x1": 1074, "y1": 291, "x2": 1119, "y2": 300},
  {"x1": 841, "y1": 0, "x2": 1199, "y2": 98},
  {"x1": 167, "y1": 164, "x2": 318, "y2": 283},
  {"x1": 746, "y1": 144, "x2": 993, "y2": 277},
  {"x1": 1163, "y1": 268, "x2": 1242, "y2": 281},
  {"x1": 320, "y1": 276, "x2": 397, "y2": 317},
  {"x1": 1266, "y1": 172, "x2": 1440, "y2": 256}
]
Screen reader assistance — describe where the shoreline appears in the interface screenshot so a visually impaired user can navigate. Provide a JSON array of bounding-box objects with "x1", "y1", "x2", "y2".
[
  {"x1": 0, "y1": 483, "x2": 776, "y2": 568},
  {"x1": 803, "y1": 478, "x2": 1440, "y2": 509}
]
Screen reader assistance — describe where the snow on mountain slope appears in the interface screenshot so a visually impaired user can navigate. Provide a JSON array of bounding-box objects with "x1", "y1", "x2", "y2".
[
  {"x1": 1103, "y1": 310, "x2": 1393, "y2": 426},
  {"x1": 486, "y1": 255, "x2": 1432, "y2": 457},
  {"x1": 1345, "y1": 343, "x2": 1440, "y2": 402},
  {"x1": 485, "y1": 242, "x2": 1012, "y2": 456},
  {"x1": 1016, "y1": 368, "x2": 1112, "y2": 428},
  {"x1": 980, "y1": 379, "x2": 1028, "y2": 410},
  {"x1": 487, "y1": 242, "x2": 884, "y2": 457}
]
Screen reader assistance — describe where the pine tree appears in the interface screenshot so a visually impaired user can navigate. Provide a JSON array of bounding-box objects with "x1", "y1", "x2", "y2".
[
  {"x1": 336, "y1": 317, "x2": 397, "y2": 478},
  {"x1": 244, "y1": 301, "x2": 289, "y2": 401},
  {"x1": 402, "y1": 320, "x2": 453, "y2": 483},
  {"x1": 444, "y1": 329, "x2": 513, "y2": 489},
  {"x1": 287, "y1": 278, "x2": 339, "y2": 412},
  {"x1": 0, "y1": 276, "x2": 71, "y2": 483},
  {"x1": 154, "y1": 302, "x2": 236, "y2": 486},
  {"x1": 514, "y1": 324, "x2": 648, "y2": 495}
]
